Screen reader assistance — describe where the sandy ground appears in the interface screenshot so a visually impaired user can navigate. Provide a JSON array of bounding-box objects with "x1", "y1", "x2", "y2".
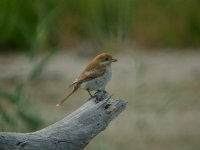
[{"x1": 0, "y1": 50, "x2": 200, "y2": 150}]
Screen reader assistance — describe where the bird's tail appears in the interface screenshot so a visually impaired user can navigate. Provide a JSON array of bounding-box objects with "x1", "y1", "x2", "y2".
[{"x1": 56, "y1": 83, "x2": 80, "y2": 107}]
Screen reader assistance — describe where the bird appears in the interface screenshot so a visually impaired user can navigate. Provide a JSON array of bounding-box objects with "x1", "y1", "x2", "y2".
[{"x1": 56, "y1": 52, "x2": 117, "y2": 107}]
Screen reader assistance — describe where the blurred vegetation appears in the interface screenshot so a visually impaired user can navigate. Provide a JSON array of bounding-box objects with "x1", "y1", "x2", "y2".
[
  {"x1": 0, "y1": 1, "x2": 199, "y2": 148},
  {"x1": 0, "y1": 50, "x2": 56, "y2": 131},
  {"x1": 0, "y1": 0, "x2": 200, "y2": 53}
]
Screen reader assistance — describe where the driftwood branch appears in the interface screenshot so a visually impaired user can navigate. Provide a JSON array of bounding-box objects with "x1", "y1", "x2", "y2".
[{"x1": 0, "y1": 93, "x2": 127, "y2": 150}]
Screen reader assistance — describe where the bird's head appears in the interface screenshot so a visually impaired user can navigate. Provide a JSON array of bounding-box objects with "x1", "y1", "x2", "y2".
[{"x1": 95, "y1": 53, "x2": 117, "y2": 66}]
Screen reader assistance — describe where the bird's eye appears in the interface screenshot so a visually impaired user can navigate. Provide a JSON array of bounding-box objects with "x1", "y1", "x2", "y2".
[{"x1": 105, "y1": 57, "x2": 109, "y2": 61}]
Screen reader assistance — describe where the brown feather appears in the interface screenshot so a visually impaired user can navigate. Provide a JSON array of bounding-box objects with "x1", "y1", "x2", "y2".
[
  {"x1": 56, "y1": 83, "x2": 80, "y2": 107},
  {"x1": 56, "y1": 53, "x2": 115, "y2": 106},
  {"x1": 76, "y1": 59, "x2": 106, "y2": 83}
]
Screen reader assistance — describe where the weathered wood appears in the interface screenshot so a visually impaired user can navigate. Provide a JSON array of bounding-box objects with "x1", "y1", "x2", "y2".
[{"x1": 0, "y1": 93, "x2": 127, "y2": 150}]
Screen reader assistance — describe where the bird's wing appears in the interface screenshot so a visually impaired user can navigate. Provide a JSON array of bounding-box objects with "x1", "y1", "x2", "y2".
[{"x1": 72, "y1": 67, "x2": 106, "y2": 85}]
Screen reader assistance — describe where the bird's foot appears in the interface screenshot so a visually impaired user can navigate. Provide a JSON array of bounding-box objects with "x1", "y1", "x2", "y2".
[{"x1": 94, "y1": 90, "x2": 108, "y2": 103}]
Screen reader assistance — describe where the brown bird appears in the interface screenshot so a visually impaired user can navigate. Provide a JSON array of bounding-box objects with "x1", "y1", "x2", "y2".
[{"x1": 56, "y1": 53, "x2": 117, "y2": 106}]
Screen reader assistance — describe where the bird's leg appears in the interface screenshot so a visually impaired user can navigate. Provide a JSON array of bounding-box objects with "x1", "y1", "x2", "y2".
[
  {"x1": 95, "y1": 89, "x2": 108, "y2": 95},
  {"x1": 87, "y1": 89, "x2": 97, "y2": 101},
  {"x1": 87, "y1": 89, "x2": 108, "y2": 103},
  {"x1": 94, "y1": 89, "x2": 108, "y2": 103},
  {"x1": 87, "y1": 89, "x2": 93, "y2": 97}
]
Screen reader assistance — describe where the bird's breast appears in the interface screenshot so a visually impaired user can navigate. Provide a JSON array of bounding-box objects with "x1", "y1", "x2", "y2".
[{"x1": 81, "y1": 67, "x2": 112, "y2": 91}]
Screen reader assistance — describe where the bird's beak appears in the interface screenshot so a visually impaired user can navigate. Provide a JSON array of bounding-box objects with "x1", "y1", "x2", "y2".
[{"x1": 111, "y1": 58, "x2": 117, "y2": 62}]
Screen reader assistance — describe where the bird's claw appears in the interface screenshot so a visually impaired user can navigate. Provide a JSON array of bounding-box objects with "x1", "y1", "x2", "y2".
[
  {"x1": 94, "y1": 90, "x2": 109, "y2": 103},
  {"x1": 87, "y1": 90, "x2": 110, "y2": 103}
]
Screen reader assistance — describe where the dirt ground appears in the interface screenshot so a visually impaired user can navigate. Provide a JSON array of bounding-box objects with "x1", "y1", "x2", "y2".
[{"x1": 0, "y1": 50, "x2": 200, "y2": 150}]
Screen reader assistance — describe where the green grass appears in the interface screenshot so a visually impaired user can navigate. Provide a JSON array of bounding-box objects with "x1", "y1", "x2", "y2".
[
  {"x1": 0, "y1": 0, "x2": 199, "y2": 52},
  {"x1": 0, "y1": 50, "x2": 57, "y2": 131}
]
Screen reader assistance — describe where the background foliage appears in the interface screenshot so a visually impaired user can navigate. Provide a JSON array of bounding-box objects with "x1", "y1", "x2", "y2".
[
  {"x1": 0, "y1": 0, "x2": 199, "y2": 53},
  {"x1": 0, "y1": 1, "x2": 200, "y2": 149}
]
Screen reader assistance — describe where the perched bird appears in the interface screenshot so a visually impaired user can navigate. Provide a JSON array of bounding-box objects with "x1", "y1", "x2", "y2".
[{"x1": 56, "y1": 53, "x2": 117, "y2": 107}]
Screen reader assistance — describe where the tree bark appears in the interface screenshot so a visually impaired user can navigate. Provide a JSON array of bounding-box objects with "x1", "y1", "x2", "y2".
[{"x1": 0, "y1": 93, "x2": 127, "y2": 150}]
